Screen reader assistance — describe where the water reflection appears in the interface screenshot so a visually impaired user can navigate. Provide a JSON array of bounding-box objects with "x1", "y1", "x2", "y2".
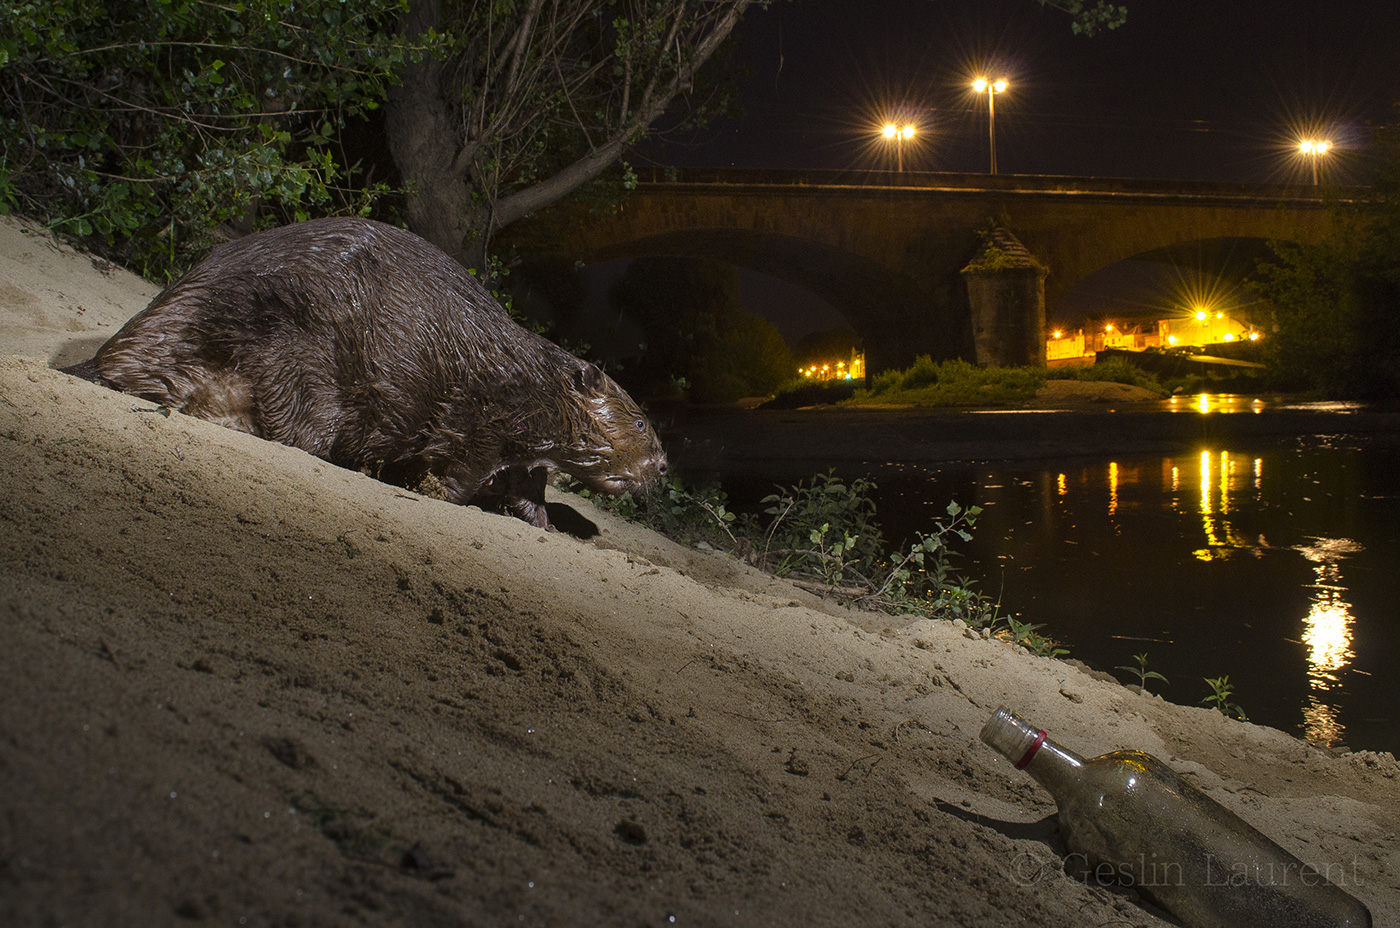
[
  {"x1": 1294, "y1": 537, "x2": 1363, "y2": 748},
  {"x1": 1165, "y1": 393, "x2": 1267, "y2": 414},
  {"x1": 1046, "y1": 450, "x2": 1364, "y2": 748},
  {"x1": 1056, "y1": 451, "x2": 1269, "y2": 558},
  {"x1": 1183, "y1": 450, "x2": 1264, "y2": 561}
]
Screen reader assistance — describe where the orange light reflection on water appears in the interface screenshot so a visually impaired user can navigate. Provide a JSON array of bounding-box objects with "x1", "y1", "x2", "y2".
[
  {"x1": 1185, "y1": 451, "x2": 1263, "y2": 560},
  {"x1": 1166, "y1": 394, "x2": 1267, "y2": 414}
]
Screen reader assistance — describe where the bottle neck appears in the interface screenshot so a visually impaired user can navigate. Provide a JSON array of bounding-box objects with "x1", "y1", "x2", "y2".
[
  {"x1": 1018, "y1": 737, "x2": 1085, "y2": 799},
  {"x1": 980, "y1": 706, "x2": 1085, "y2": 800}
]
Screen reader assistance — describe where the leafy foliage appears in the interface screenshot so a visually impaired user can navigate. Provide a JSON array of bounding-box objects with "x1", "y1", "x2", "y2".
[
  {"x1": 851, "y1": 354, "x2": 1170, "y2": 408},
  {"x1": 755, "y1": 481, "x2": 1003, "y2": 628},
  {"x1": 388, "y1": 0, "x2": 754, "y2": 263},
  {"x1": 689, "y1": 311, "x2": 796, "y2": 402},
  {"x1": 572, "y1": 477, "x2": 743, "y2": 552},
  {"x1": 758, "y1": 472, "x2": 887, "y2": 577},
  {"x1": 0, "y1": 0, "x2": 426, "y2": 278},
  {"x1": 1001, "y1": 617, "x2": 1069, "y2": 659},
  {"x1": 1045, "y1": 356, "x2": 1165, "y2": 394},
  {"x1": 1037, "y1": 0, "x2": 1128, "y2": 35},
  {"x1": 859, "y1": 356, "x2": 1046, "y2": 406},
  {"x1": 1251, "y1": 228, "x2": 1371, "y2": 397}
]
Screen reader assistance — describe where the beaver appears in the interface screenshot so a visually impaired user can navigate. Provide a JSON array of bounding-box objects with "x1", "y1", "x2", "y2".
[{"x1": 65, "y1": 217, "x2": 667, "y2": 528}]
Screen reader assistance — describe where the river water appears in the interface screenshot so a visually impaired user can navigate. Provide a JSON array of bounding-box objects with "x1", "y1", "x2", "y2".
[{"x1": 689, "y1": 401, "x2": 1400, "y2": 756}]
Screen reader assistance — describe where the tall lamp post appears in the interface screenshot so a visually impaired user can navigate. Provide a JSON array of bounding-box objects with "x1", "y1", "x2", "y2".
[
  {"x1": 972, "y1": 77, "x2": 1008, "y2": 174},
  {"x1": 1299, "y1": 138, "x2": 1332, "y2": 185},
  {"x1": 882, "y1": 122, "x2": 916, "y2": 171}
]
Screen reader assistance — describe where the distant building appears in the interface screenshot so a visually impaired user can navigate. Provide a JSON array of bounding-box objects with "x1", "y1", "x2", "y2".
[
  {"x1": 799, "y1": 348, "x2": 865, "y2": 381},
  {"x1": 1048, "y1": 310, "x2": 1261, "y2": 364},
  {"x1": 1158, "y1": 310, "x2": 1260, "y2": 349}
]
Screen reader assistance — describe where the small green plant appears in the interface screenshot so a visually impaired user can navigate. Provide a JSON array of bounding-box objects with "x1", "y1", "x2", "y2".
[
  {"x1": 1116, "y1": 652, "x2": 1170, "y2": 693},
  {"x1": 1201, "y1": 675, "x2": 1247, "y2": 720},
  {"x1": 872, "y1": 501, "x2": 1004, "y2": 628},
  {"x1": 1000, "y1": 616, "x2": 1069, "y2": 658},
  {"x1": 806, "y1": 523, "x2": 862, "y2": 591}
]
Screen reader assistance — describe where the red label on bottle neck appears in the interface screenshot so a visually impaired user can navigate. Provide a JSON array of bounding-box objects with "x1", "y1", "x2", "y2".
[{"x1": 1015, "y1": 730, "x2": 1047, "y2": 769}]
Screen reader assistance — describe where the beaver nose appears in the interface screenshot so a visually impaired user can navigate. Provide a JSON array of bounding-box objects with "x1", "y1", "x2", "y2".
[{"x1": 658, "y1": 458, "x2": 668, "y2": 476}]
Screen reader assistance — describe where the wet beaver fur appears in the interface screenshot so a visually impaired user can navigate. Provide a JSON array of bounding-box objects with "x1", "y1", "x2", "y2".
[{"x1": 65, "y1": 217, "x2": 668, "y2": 528}]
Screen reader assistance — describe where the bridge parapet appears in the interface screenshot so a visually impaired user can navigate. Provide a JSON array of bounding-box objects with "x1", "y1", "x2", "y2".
[{"x1": 635, "y1": 167, "x2": 1353, "y2": 208}]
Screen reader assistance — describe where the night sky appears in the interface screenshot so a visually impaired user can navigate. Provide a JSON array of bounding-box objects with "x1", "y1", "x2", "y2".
[{"x1": 645, "y1": 0, "x2": 1400, "y2": 185}]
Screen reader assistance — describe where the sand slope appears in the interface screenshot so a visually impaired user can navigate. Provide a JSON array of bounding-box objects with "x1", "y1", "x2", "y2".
[{"x1": 2, "y1": 217, "x2": 1396, "y2": 926}]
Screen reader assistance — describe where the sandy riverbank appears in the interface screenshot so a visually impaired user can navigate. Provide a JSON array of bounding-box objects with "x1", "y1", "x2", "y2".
[{"x1": 2, "y1": 216, "x2": 1395, "y2": 926}]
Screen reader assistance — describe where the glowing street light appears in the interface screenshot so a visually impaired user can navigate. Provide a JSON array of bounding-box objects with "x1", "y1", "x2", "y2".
[
  {"x1": 1299, "y1": 138, "x2": 1332, "y2": 185},
  {"x1": 972, "y1": 77, "x2": 1008, "y2": 174},
  {"x1": 881, "y1": 122, "x2": 916, "y2": 171}
]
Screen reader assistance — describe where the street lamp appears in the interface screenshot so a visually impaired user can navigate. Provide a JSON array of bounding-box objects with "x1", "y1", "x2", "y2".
[
  {"x1": 972, "y1": 77, "x2": 1008, "y2": 174},
  {"x1": 881, "y1": 122, "x2": 916, "y2": 171},
  {"x1": 1299, "y1": 138, "x2": 1332, "y2": 185}
]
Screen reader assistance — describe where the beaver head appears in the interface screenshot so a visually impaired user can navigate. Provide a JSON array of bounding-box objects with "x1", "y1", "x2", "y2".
[{"x1": 507, "y1": 360, "x2": 667, "y2": 496}]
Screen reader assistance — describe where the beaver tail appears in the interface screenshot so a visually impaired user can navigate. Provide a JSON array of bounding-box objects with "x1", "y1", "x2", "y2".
[{"x1": 60, "y1": 358, "x2": 106, "y2": 385}]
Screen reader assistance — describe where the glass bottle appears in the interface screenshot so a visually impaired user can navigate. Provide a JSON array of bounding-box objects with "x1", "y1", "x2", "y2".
[{"x1": 980, "y1": 706, "x2": 1372, "y2": 928}]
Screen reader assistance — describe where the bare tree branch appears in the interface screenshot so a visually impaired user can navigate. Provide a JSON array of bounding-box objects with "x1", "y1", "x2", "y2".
[{"x1": 386, "y1": 0, "x2": 756, "y2": 265}]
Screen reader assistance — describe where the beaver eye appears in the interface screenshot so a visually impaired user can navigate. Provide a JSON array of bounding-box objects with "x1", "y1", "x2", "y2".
[{"x1": 634, "y1": 419, "x2": 646, "y2": 432}]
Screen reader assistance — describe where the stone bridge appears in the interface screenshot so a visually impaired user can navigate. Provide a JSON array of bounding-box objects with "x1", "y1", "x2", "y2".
[{"x1": 523, "y1": 168, "x2": 1344, "y2": 372}]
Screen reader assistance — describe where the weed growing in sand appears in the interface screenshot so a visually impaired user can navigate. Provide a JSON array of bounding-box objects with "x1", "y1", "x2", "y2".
[
  {"x1": 1116, "y1": 652, "x2": 1170, "y2": 694},
  {"x1": 874, "y1": 502, "x2": 1006, "y2": 631},
  {"x1": 572, "y1": 477, "x2": 741, "y2": 551},
  {"x1": 1001, "y1": 617, "x2": 1069, "y2": 659},
  {"x1": 1202, "y1": 675, "x2": 1247, "y2": 720},
  {"x1": 804, "y1": 523, "x2": 863, "y2": 588},
  {"x1": 758, "y1": 472, "x2": 886, "y2": 574}
]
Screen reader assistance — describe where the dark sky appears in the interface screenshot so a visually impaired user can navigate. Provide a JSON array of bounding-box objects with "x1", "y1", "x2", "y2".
[{"x1": 645, "y1": 0, "x2": 1400, "y2": 185}]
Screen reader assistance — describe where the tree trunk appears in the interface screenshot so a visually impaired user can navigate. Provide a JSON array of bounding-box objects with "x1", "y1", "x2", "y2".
[{"x1": 384, "y1": 0, "x2": 485, "y2": 267}]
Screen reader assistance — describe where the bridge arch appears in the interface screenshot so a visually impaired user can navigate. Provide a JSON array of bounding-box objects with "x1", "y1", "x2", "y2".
[
  {"x1": 1052, "y1": 235, "x2": 1290, "y2": 329},
  {"x1": 566, "y1": 227, "x2": 955, "y2": 372}
]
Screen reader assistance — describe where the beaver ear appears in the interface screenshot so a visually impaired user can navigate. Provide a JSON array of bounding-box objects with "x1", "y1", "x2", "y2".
[{"x1": 574, "y1": 362, "x2": 607, "y2": 393}]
